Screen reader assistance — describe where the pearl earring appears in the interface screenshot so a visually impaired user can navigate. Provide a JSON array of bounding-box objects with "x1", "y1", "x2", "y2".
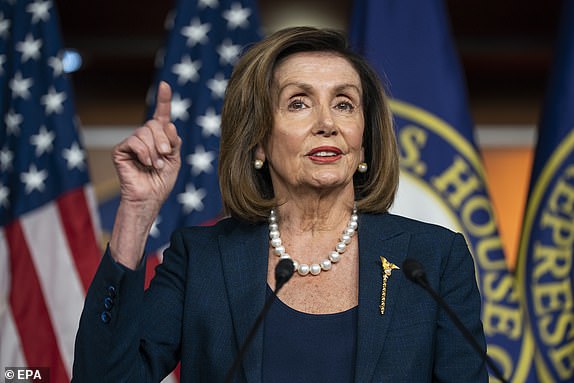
[
  {"x1": 254, "y1": 159, "x2": 264, "y2": 170},
  {"x1": 358, "y1": 162, "x2": 368, "y2": 173}
]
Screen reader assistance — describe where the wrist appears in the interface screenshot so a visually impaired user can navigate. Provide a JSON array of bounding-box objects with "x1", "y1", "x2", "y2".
[{"x1": 109, "y1": 201, "x2": 159, "y2": 269}]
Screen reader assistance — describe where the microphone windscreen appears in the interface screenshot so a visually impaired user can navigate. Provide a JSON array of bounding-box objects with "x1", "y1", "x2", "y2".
[
  {"x1": 275, "y1": 258, "x2": 294, "y2": 289},
  {"x1": 402, "y1": 258, "x2": 426, "y2": 282}
]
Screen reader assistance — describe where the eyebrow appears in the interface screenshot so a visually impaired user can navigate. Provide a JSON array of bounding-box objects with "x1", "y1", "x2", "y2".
[{"x1": 277, "y1": 82, "x2": 361, "y2": 96}]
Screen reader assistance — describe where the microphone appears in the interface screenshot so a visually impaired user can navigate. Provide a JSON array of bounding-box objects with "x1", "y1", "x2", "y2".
[
  {"x1": 223, "y1": 258, "x2": 294, "y2": 383},
  {"x1": 402, "y1": 258, "x2": 508, "y2": 383},
  {"x1": 274, "y1": 258, "x2": 295, "y2": 291}
]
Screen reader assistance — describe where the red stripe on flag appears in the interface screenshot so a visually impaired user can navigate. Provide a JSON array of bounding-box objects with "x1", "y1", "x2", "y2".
[
  {"x1": 200, "y1": 216, "x2": 221, "y2": 227},
  {"x1": 6, "y1": 220, "x2": 69, "y2": 382},
  {"x1": 57, "y1": 188, "x2": 101, "y2": 291},
  {"x1": 174, "y1": 362, "x2": 181, "y2": 379},
  {"x1": 145, "y1": 253, "x2": 161, "y2": 289}
]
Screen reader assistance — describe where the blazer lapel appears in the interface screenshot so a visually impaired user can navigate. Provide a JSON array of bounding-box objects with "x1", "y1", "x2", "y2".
[
  {"x1": 219, "y1": 221, "x2": 269, "y2": 383},
  {"x1": 354, "y1": 214, "x2": 410, "y2": 383}
]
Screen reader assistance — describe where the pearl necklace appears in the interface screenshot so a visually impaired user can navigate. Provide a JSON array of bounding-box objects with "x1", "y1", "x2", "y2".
[{"x1": 268, "y1": 203, "x2": 358, "y2": 276}]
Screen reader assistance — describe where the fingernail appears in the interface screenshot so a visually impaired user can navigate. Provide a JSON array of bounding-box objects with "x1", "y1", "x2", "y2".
[
  {"x1": 156, "y1": 159, "x2": 165, "y2": 169},
  {"x1": 160, "y1": 143, "x2": 170, "y2": 153}
]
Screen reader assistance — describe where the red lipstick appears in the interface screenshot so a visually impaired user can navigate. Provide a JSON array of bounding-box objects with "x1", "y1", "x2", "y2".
[{"x1": 306, "y1": 146, "x2": 343, "y2": 163}]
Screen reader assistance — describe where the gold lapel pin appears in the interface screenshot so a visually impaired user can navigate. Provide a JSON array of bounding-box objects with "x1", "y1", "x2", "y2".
[{"x1": 380, "y1": 256, "x2": 400, "y2": 315}]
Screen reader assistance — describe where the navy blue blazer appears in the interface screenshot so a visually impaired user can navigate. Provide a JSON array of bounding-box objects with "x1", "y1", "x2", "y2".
[{"x1": 72, "y1": 213, "x2": 488, "y2": 382}]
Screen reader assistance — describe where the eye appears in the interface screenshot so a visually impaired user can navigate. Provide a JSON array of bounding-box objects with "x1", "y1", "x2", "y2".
[
  {"x1": 288, "y1": 98, "x2": 308, "y2": 111},
  {"x1": 334, "y1": 100, "x2": 355, "y2": 112}
]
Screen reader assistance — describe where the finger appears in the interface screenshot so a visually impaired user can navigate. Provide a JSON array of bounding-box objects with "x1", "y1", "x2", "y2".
[
  {"x1": 134, "y1": 125, "x2": 167, "y2": 168},
  {"x1": 153, "y1": 81, "x2": 172, "y2": 125},
  {"x1": 114, "y1": 134, "x2": 153, "y2": 168},
  {"x1": 164, "y1": 122, "x2": 182, "y2": 153},
  {"x1": 145, "y1": 119, "x2": 173, "y2": 156},
  {"x1": 120, "y1": 125, "x2": 164, "y2": 169},
  {"x1": 147, "y1": 118, "x2": 181, "y2": 157}
]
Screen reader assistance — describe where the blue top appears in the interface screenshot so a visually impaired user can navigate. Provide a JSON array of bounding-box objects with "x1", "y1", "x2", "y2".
[
  {"x1": 262, "y1": 285, "x2": 358, "y2": 382},
  {"x1": 72, "y1": 215, "x2": 488, "y2": 382}
]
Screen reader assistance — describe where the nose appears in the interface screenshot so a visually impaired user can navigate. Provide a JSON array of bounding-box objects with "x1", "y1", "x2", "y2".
[{"x1": 312, "y1": 105, "x2": 337, "y2": 137}]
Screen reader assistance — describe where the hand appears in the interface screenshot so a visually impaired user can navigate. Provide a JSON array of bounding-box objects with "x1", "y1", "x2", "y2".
[
  {"x1": 112, "y1": 81, "x2": 182, "y2": 213},
  {"x1": 109, "y1": 82, "x2": 182, "y2": 268}
]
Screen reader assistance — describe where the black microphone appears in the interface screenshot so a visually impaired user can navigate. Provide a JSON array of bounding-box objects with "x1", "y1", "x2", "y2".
[
  {"x1": 223, "y1": 258, "x2": 294, "y2": 383},
  {"x1": 402, "y1": 258, "x2": 509, "y2": 383},
  {"x1": 274, "y1": 258, "x2": 295, "y2": 291}
]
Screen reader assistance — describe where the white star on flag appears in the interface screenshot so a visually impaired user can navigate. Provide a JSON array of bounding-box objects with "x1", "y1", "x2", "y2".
[
  {"x1": 199, "y1": 0, "x2": 219, "y2": 9},
  {"x1": 41, "y1": 86, "x2": 66, "y2": 114},
  {"x1": 217, "y1": 39, "x2": 241, "y2": 65},
  {"x1": 181, "y1": 18, "x2": 211, "y2": 47},
  {"x1": 0, "y1": 183, "x2": 9, "y2": 208},
  {"x1": 48, "y1": 55, "x2": 64, "y2": 76},
  {"x1": 207, "y1": 73, "x2": 228, "y2": 98},
  {"x1": 172, "y1": 55, "x2": 201, "y2": 84},
  {"x1": 222, "y1": 2, "x2": 251, "y2": 29},
  {"x1": 30, "y1": 125, "x2": 55, "y2": 156},
  {"x1": 5, "y1": 110, "x2": 23, "y2": 136},
  {"x1": 177, "y1": 184, "x2": 206, "y2": 213},
  {"x1": 197, "y1": 108, "x2": 221, "y2": 137},
  {"x1": 20, "y1": 164, "x2": 49, "y2": 194},
  {"x1": 62, "y1": 141, "x2": 86, "y2": 170},
  {"x1": 9, "y1": 71, "x2": 33, "y2": 99},
  {"x1": 170, "y1": 93, "x2": 192, "y2": 121},
  {"x1": 0, "y1": 147, "x2": 13, "y2": 171},
  {"x1": 0, "y1": 55, "x2": 6, "y2": 75},
  {"x1": 26, "y1": 0, "x2": 52, "y2": 24},
  {"x1": 0, "y1": 13, "x2": 11, "y2": 39},
  {"x1": 149, "y1": 216, "x2": 161, "y2": 238},
  {"x1": 187, "y1": 146, "x2": 216, "y2": 175},
  {"x1": 16, "y1": 33, "x2": 42, "y2": 62}
]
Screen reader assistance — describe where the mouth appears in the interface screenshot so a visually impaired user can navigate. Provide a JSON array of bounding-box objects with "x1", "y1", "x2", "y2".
[{"x1": 306, "y1": 146, "x2": 343, "y2": 161}]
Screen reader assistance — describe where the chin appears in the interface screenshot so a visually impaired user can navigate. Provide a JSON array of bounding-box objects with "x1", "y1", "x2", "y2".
[{"x1": 309, "y1": 174, "x2": 350, "y2": 189}]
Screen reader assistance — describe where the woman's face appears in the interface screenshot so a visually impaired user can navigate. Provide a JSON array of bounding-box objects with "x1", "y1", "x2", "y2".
[{"x1": 258, "y1": 51, "x2": 365, "y2": 199}]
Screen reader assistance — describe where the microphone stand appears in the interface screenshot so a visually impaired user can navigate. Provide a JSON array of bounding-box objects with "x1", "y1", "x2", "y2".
[
  {"x1": 223, "y1": 258, "x2": 294, "y2": 383},
  {"x1": 402, "y1": 258, "x2": 509, "y2": 383}
]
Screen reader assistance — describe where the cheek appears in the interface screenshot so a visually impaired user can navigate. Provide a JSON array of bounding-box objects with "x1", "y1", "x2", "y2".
[
  {"x1": 337, "y1": 113, "x2": 364, "y2": 139},
  {"x1": 270, "y1": 121, "x2": 308, "y2": 148},
  {"x1": 351, "y1": 132, "x2": 364, "y2": 148},
  {"x1": 343, "y1": 125, "x2": 365, "y2": 150},
  {"x1": 267, "y1": 131, "x2": 305, "y2": 163}
]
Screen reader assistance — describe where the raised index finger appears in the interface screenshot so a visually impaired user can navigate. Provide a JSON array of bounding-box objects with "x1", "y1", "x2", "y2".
[{"x1": 153, "y1": 81, "x2": 172, "y2": 125}]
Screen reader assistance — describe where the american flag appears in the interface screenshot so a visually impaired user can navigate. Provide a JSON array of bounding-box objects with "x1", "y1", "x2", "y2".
[
  {"x1": 98, "y1": 0, "x2": 261, "y2": 288},
  {"x1": 0, "y1": 0, "x2": 101, "y2": 382}
]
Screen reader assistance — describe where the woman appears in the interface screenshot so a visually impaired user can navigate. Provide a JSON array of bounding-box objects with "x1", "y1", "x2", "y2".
[{"x1": 73, "y1": 27, "x2": 487, "y2": 382}]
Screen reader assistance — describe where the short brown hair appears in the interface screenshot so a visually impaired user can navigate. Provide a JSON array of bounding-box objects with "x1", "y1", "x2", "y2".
[{"x1": 218, "y1": 26, "x2": 399, "y2": 222}]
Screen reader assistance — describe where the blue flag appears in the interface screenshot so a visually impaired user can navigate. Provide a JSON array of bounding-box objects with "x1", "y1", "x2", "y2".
[
  {"x1": 98, "y1": 0, "x2": 261, "y2": 258},
  {"x1": 518, "y1": 1, "x2": 574, "y2": 382},
  {"x1": 350, "y1": 0, "x2": 535, "y2": 381}
]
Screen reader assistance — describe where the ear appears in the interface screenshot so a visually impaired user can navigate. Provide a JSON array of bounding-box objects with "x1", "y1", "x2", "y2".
[{"x1": 255, "y1": 143, "x2": 266, "y2": 161}]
